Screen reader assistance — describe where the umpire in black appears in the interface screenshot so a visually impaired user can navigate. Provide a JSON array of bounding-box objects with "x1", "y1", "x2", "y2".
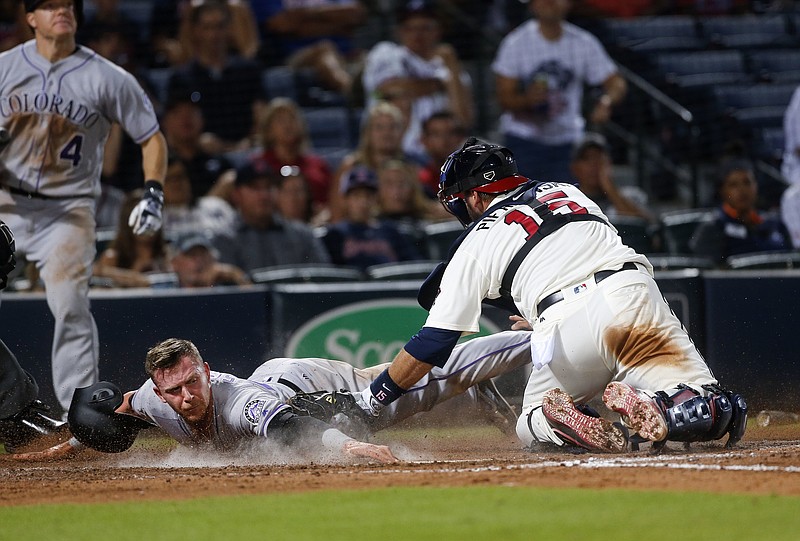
[{"x1": 0, "y1": 220, "x2": 65, "y2": 452}]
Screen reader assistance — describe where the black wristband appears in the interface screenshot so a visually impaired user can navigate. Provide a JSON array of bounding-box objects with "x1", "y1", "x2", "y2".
[
  {"x1": 143, "y1": 179, "x2": 163, "y2": 193},
  {"x1": 369, "y1": 369, "x2": 406, "y2": 407}
]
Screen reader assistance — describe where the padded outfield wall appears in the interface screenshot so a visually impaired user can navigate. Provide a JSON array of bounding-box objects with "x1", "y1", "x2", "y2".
[{"x1": 0, "y1": 270, "x2": 794, "y2": 412}]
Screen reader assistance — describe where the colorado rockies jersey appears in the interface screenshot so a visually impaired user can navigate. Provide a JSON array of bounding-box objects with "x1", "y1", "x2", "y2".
[
  {"x1": 0, "y1": 40, "x2": 160, "y2": 198},
  {"x1": 129, "y1": 371, "x2": 293, "y2": 451},
  {"x1": 426, "y1": 182, "x2": 652, "y2": 332}
]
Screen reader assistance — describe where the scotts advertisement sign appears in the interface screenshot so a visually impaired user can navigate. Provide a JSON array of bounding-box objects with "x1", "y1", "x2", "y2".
[{"x1": 285, "y1": 299, "x2": 501, "y2": 368}]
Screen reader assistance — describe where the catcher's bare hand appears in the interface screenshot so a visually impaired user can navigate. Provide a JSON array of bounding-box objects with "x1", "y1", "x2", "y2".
[
  {"x1": 509, "y1": 315, "x2": 532, "y2": 331},
  {"x1": 342, "y1": 440, "x2": 398, "y2": 464},
  {"x1": 11, "y1": 438, "x2": 83, "y2": 461}
]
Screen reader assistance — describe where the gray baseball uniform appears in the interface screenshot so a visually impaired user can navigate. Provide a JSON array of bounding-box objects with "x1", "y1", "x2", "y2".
[
  {"x1": 0, "y1": 40, "x2": 161, "y2": 411},
  {"x1": 129, "y1": 331, "x2": 532, "y2": 450}
]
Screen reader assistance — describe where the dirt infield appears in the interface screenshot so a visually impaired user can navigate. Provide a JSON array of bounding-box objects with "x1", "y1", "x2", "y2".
[{"x1": 2, "y1": 418, "x2": 800, "y2": 507}]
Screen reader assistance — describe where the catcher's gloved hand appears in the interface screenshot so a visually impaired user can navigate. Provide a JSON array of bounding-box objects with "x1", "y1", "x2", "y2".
[
  {"x1": 0, "y1": 220, "x2": 16, "y2": 290},
  {"x1": 128, "y1": 180, "x2": 164, "y2": 236},
  {"x1": 287, "y1": 390, "x2": 374, "y2": 440}
]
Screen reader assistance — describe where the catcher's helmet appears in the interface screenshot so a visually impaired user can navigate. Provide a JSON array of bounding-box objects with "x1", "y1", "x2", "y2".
[{"x1": 438, "y1": 137, "x2": 528, "y2": 226}]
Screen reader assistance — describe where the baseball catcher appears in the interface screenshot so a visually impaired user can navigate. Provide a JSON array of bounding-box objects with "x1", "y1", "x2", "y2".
[{"x1": 0, "y1": 220, "x2": 66, "y2": 453}]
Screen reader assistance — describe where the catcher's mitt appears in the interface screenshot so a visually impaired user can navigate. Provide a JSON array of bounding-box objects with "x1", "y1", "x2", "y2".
[{"x1": 286, "y1": 390, "x2": 373, "y2": 440}]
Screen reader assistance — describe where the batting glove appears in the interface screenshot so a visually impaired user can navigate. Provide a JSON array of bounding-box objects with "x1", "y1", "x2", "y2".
[{"x1": 128, "y1": 180, "x2": 164, "y2": 236}]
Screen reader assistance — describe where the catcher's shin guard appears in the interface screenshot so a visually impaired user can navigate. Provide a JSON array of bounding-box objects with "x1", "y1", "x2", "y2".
[{"x1": 653, "y1": 384, "x2": 747, "y2": 446}]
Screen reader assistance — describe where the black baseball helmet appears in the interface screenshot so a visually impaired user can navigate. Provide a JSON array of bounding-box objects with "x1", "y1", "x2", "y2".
[
  {"x1": 24, "y1": 0, "x2": 84, "y2": 28},
  {"x1": 438, "y1": 137, "x2": 528, "y2": 226},
  {"x1": 68, "y1": 381, "x2": 152, "y2": 453}
]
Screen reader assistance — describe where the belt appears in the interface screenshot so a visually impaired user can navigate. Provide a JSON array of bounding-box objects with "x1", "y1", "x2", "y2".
[
  {"x1": 4, "y1": 185, "x2": 89, "y2": 200},
  {"x1": 277, "y1": 377, "x2": 303, "y2": 393},
  {"x1": 536, "y1": 262, "x2": 639, "y2": 316}
]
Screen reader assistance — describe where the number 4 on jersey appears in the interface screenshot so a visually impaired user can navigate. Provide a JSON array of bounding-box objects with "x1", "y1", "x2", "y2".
[{"x1": 59, "y1": 135, "x2": 83, "y2": 166}]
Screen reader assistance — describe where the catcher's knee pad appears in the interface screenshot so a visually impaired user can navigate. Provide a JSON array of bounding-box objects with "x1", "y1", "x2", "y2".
[{"x1": 654, "y1": 384, "x2": 747, "y2": 446}]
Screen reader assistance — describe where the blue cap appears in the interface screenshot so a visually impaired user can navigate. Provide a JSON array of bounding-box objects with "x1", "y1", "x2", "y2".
[{"x1": 340, "y1": 166, "x2": 378, "y2": 194}]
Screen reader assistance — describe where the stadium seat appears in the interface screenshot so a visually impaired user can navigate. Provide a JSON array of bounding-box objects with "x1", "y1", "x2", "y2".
[
  {"x1": 145, "y1": 68, "x2": 172, "y2": 106},
  {"x1": 316, "y1": 146, "x2": 352, "y2": 171},
  {"x1": 304, "y1": 107, "x2": 354, "y2": 149},
  {"x1": 646, "y1": 254, "x2": 715, "y2": 271},
  {"x1": 602, "y1": 16, "x2": 700, "y2": 45},
  {"x1": 94, "y1": 227, "x2": 117, "y2": 259},
  {"x1": 262, "y1": 66, "x2": 298, "y2": 101},
  {"x1": 726, "y1": 251, "x2": 800, "y2": 270},
  {"x1": 423, "y1": 220, "x2": 464, "y2": 260},
  {"x1": 659, "y1": 208, "x2": 716, "y2": 255},
  {"x1": 609, "y1": 216, "x2": 655, "y2": 254},
  {"x1": 748, "y1": 49, "x2": 800, "y2": 83},
  {"x1": 699, "y1": 14, "x2": 795, "y2": 50},
  {"x1": 752, "y1": 126, "x2": 785, "y2": 164},
  {"x1": 250, "y1": 264, "x2": 365, "y2": 284},
  {"x1": 365, "y1": 260, "x2": 439, "y2": 281},
  {"x1": 654, "y1": 50, "x2": 750, "y2": 89},
  {"x1": 711, "y1": 83, "x2": 796, "y2": 129}
]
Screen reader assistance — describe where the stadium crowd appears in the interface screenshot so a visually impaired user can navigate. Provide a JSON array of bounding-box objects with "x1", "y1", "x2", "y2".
[{"x1": 4, "y1": 0, "x2": 800, "y2": 291}]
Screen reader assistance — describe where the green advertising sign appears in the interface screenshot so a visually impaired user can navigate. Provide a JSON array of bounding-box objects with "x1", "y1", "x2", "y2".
[{"x1": 285, "y1": 299, "x2": 501, "y2": 368}]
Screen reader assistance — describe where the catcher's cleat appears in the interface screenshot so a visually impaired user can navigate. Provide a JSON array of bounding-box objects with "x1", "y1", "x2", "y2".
[
  {"x1": 476, "y1": 379, "x2": 518, "y2": 436},
  {"x1": 0, "y1": 400, "x2": 67, "y2": 453},
  {"x1": 542, "y1": 388, "x2": 627, "y2": 453},
  {"x1": 603, "y1": 382, "x2": 668, "y2": 442}
]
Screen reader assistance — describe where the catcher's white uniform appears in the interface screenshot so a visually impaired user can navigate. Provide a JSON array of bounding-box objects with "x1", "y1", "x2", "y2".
[
  {"x1": 129, "y1": 331, "x2": 532, "y2": 450},
  {"x1": 424, "y1": 181, "x2": 717, "y2": 447}
]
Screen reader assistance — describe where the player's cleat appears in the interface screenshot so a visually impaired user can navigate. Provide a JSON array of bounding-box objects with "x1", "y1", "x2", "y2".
[
  {"x1": 603, "y1": 382, "x2": 668, "y2": 442},
  {"x1": 0, "y1": 400, "x2": 67, "y2": 453},
  {"x1": 542, "y1": 388, "x2": 627, "y2": 453},
  {"x1": 476, "y1": 379, "x2": 518, "y2": 436}
]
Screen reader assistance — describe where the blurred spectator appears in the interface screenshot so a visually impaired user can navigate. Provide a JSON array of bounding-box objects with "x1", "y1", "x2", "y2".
[
  {"x1": 161, "y1": 94, "x2": 236, "y2": 198},
  {"x1": 161, "y1": 157, "x2": 237, "y2": 241},
  {"x1": 255, "y1": 97, "x2": 333, "y2": 217},
  {"x1": 0, "y1": 0, "x2": 30, "y2": 52},
  {"x1": 167, "y1": 1, "x2": 267, "y2": 153},
  {"x1": 78, "y1": 0, "x2": 145, "y2": 66},
  {"x1": 691, "y1": 159, "x2": 791, "y2": 266},
  {"x1": 570, "y1": 133, "x2": 655, "y2": 223},
  {"x1": 212, "y1": 159, "x2": 331, "y2": 273},
  {"x1": 376, "y1": 159, "x2": 436, "y2": 256},
  {"x1": 93, "y1": 190, "x2": 172, "y2": 289},
  {"x1": 492, "y1": 0, "x2": 626, "y2": 182},
  {"x1": 378, "y1": 159, "x2": 434, "y2": 222},
  {"x1": 83, "y1": 20, "x2": 162, "y2": 196},
  {"x1": 361, "y1": 0, "x2": 474, "y2": 162},
  {"x1": 276, "y1": 166, "x2": 314, "y2": 223},
  {"x1": 250, "y1": 0, "x2": 365, "y2": 97},
  {"x1": 329, "y1": 101, "x2": 412, "y2": 221},
  {"x1": 322, "y1": 165, "x2": 423, "y2": 270},
  {"x1": 150, "y1": 0, "x2": 259, "y2": 67},
  {"x1": 418, "y1": 110, "x2": 466, "y2": 199},
  {"x1": 171, "y1": 232, "x2": 251, "y2": 287},
  {"x1": 781, "y1": 85, "x2": 800, "y2": 187}
]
